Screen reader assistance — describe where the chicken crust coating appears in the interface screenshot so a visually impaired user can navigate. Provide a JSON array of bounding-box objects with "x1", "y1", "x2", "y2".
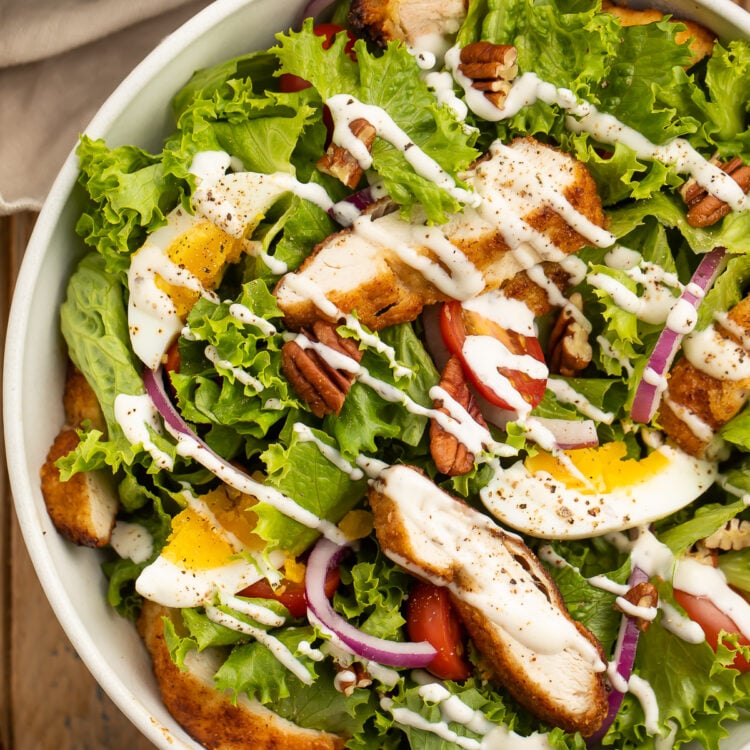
[
  {"x1": 660, "y1": 296, "x2": 750, "y2": 457},
  {"x1": 368, "y1": 465, "x2": 608, "y2": 737},
  {"x1": 275, "y1": 138, "x2": 606, "y2": 332},
  {"x1": 137, "y1": 601, "x2": 346, "y2": 750}
]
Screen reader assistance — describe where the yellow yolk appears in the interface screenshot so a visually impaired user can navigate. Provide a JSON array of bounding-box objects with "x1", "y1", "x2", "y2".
[
  {"x1": 154, "y1": 220, "x2": 244, "y2": 316},
  {"x1": 524, "y1": 441, "x2": 671, "y2": 493},
  {"x1": 161, "y1": 486, "x2": 260, "y2": 571}
]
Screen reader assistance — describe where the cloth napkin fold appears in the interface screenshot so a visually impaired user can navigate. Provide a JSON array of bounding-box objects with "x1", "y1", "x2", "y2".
[{"x1": 0, "y1": 0, "x2": 211, "y2": 215}]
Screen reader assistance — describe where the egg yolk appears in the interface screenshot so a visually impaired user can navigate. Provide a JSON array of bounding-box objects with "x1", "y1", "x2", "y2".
[
  {"x1": 155, "y1": 220, "x2": 245, "y2": 316},
  {"x1": 161, "y1": 486, "x2": 260, "y2": 570},
  {"x1": 524, "y1": 441, "x2": 670, "y2": 493}
]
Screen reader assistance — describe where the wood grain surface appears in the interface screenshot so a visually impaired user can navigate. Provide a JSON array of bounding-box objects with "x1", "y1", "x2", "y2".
[{"x1": 0, "y1": 213, "x2": 155, "y2": 750}]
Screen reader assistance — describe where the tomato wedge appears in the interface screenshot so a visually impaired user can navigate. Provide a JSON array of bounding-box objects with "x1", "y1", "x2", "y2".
[
  {"x1": 406, "y1": 580, "x2": 471, "y2": 681},
  {"x1": 279, "y1": 24, "x2": 357, "y2": 93},
  {"x1": 439, "y1": 300, "x2": 546, "y2": 412},
  {"x1": 238, "y1": 566, "x2": 340, "y2": 618},
  {"x1": 674, "y1": 589, "x2": 750, "y2": 672}
]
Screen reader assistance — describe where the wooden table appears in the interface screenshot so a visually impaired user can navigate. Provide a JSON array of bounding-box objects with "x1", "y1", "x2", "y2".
[{"x1": 0, "y1": 213, "x2": 155, "y2": 750}]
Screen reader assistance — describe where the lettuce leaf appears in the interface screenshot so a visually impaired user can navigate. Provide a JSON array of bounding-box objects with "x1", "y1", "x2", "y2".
[{"x1": 274, "y1": 21, "x2": 480, "y2": 222}]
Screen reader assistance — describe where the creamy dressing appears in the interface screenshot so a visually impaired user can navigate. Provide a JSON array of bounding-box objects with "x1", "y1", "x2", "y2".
[
  {"x1": 205, "y1": 605, "x2": 313, "y2": 684},
  {"x1": 110, "y1": 32, "x2": 750, "y2": 739},
  {"x1": 682, "y1": 325, "x2": 750, "y2": 381},
  {"x1": 203, "y1": 344, "x2": 264, "y2": 391},
  {"x1": 109, "y1": 521, "x2": 154, "y2": 564},
  {"x1": 377, "y1": 465, "x2": 605, "y2": 669},
  {"x1": 545, "y1": 377, "x2": 614, "y2": 424}
]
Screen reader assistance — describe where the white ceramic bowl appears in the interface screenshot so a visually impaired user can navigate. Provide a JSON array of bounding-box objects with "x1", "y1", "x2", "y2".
[{"x1": 5, "y1": 0, "x2": 750, "y2": 747}]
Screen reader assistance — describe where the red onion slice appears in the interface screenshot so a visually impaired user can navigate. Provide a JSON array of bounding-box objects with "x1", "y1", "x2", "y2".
[
  {"x1": 630, "y1": 247, "x2": 726, "y2": 424},
  {"x1": 305, "y1": 537, "x2": 438, "y2": 667},
  {"x1": 586, "y1": 566, "x2": 650, "y2": 747}
]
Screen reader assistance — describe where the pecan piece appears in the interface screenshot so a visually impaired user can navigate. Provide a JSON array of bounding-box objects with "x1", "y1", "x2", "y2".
[
  {"x1": 548, "y1": 293, "x2": 592, "y2": 377},
  {"x1": 458, "y1": 42, "x2": 518, "y2": 108},
  {"x1": 616, "y1": 581, "x2": 659, "y2": 632},
  {"x1": 333, "y1": 662, "x2": 372, "y2": 696},
  {"x1": 317, "y1": 118, "x2": 377, "y2": 189},
  {"x1": 430, "y1": 356, "x2": 488, "y2": 476},
  {"x1": 281, "y1": 320, "x2": 362, "y2": 418},
  {"x1": 682, "y1": 156, "x2": 750, "y2": 227},
  {"x1": 702, "y1": 518, "x2": 750, "y2": 552}
]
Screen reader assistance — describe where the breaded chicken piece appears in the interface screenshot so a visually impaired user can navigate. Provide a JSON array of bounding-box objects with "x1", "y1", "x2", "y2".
[
  {"x1": 349, "y1": 0, "x2": 468, "y2": 53},
  {"x1": 601, "y1": 0, "x2": 715, "y2": 66},
  {"x1": 40, "y1": 361, "x2": 117, "y2": 547},
  {"x1": 368, "y1": 465, "x2": 608, "y2": 737},
  {"x1": 274, "y1": 137, "x2": 607, "y2": 331},
  {"x1": 137, "y1": 602, "x2": 346, "y2": 750},
  {"x1": 659, "y1": 296, "x2": 750, "y2": 457}
]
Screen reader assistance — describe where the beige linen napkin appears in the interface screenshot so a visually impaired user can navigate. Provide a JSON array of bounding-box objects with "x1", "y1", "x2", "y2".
[{"x1": 0, "y1": 0, "x2": 212, "y2": 214}]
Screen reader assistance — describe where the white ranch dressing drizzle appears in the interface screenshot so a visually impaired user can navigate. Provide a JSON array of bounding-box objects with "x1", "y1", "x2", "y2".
[
  {"x1": 203, "y1": 344, "x2": 263, "y2": 391},
  {"x1": 280, "y1": 274, "x2": 412, "y2": 378},
  {"x1": 661, "y1": 394, "x2": 715, "y2": 445},
  {"x1": 114, "y1": 393, "x2": 173, "y2": 469},
  {"x1": 129, "y1": 399, "x2": 349, "y2": 545},
  {"x1": 353, "y1": 212, "x2": 485, "y2": 299},
  {"x1": 228, "y1": 302, "x2": 277, "y2": 336},
  {"x1": 127, "y1": 209, "x2": 219, "y2": 370},
  {"x1": 326, "y1": 93, "x2": 479, "y2": 207},
  {"x1": 109, "y1": 521, "x2": 154, "y2": 564},
  {"x1": 627, "y1": 674, "x2": 661, "y2": 735},
  {"x1": 682, "y1": 324, "x2": 750, "y2": 381},
  {"x1": 219, "y1": 592, "x2": 286, "y2": 628},
  {"x1": 545, "y1": 377, "x2": 615, "y2": 424},
  {"x1": 479, "y1": 70, "x2": 748, "y2": 212},
  {"x1": 596, "y1": 334, "x2": 635, "y2": 376},
  {"x1": 291, "y1": 332, "x2": 516, "y2": 460},
  {"x1": 292, "y1": 423, "x2": 365, "y2": 481},
  {"x1": 204, "y1": 605, "x2": 313, "y2": 684},
  {"x1": 378, "y1": 465, "x2": 606, "y2": 668}
]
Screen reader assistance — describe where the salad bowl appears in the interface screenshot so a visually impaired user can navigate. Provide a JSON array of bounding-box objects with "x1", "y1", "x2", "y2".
[{"x1": 5, "y1": 0, "x2": 750, "y2": 748}]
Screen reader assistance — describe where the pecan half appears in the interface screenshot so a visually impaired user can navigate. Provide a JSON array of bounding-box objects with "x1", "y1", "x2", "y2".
[
  {"x1": 281, "y1": 320, "x2": 363, "y2": 417},
  {"x1": 430, "y1": 356, "x2": 488, "y2": 476},
  {"x1": 616, "y1": 581, "x2": 659, "y2": 632},
  {"x1": 548, "y1": 293, "x2": 592, "y2": 377},
  {"x1": 682, "y1": 156, "x2": 750, "y2": 227},
  {"x1": 317, "y1": 118, "x2": 377, "y2": 188},
  {"x1": 458, "y1": 42, "x2": 518, "y2": 108}
]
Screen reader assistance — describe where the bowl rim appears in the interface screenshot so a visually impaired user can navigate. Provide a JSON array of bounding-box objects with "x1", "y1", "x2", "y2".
[
  {"x1": 3, "y1": 0, "x2": 300, "y2": 746},
  {"x1": 4, "y1": 0, "x2": 750, "y2": 747}
]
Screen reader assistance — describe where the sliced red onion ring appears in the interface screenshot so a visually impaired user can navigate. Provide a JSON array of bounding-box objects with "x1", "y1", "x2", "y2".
[
  {"x1": 586, "y1": 566, "x2": 650, "y2": 747},
  {"x1": 143, "y1": 366, "x2": 200, "y2": 440},
  {"x1": 305, "y1": 537, "x2": 438, "y2": 667},
  {"x1": 630, "y1": 246, "x2": 726, "y2": 424}
]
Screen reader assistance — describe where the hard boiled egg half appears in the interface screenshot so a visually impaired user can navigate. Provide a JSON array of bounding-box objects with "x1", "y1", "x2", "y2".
[
  {"x1": 127, "y1": 206, "x2": 245, "y2": 370},
  {"x1": 480, "y1": 441, "x2": 717, "y2": 539},
  {"x1": 136, "y1": 485, "x2": 279, "y2": 608}
]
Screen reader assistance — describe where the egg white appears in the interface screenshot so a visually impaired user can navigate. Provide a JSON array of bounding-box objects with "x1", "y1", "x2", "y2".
[
  {"x1": 135, "y1": 555, "x2": 265, "y2": 609},
  {"x1": 480, "y1": 443, "x2": 717, "y2": 539}
]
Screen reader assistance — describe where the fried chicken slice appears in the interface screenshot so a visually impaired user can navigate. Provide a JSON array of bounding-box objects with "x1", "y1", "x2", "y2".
[
  {"x1": 137, "y1": 602, "x2": 346, "y2": 750},
  {"x1": 368, "y1": 464, "x2": 608, "y2": 737},
  {"x1": 348, "y1": 0, "x2": 468, "y2": 54},
  {"x1": 40, "y1": 362, "x2": 117, "y2": 547},
  {"x1": 659, "y1": 296, "x2": 750, "y2": 457},
  {"x1": 274, "y1": 137, "x2": 607, "y2": 331}
]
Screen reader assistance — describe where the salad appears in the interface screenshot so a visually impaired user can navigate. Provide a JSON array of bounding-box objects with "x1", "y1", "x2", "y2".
[{"x1": 41, "y1": 0, "x2": 750, "y2": 747}]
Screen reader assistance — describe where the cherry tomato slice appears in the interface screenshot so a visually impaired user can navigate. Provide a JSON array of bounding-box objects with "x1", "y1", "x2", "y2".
[
  {"x1": 674, "y1": 589, "x2": 750, "y2": 672},
  {"x1": 238, "y1": 566, "x2": 340, "y2": 618},
  {"x1": 406, "y1": 580, "x2": 471, "y2": 681},
  {"x1": 439, "y1": 300, "x2": 546, "y2": 412},
  {"x1": 279, "y1": 23, "x2": 357, "y2": 93}
]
